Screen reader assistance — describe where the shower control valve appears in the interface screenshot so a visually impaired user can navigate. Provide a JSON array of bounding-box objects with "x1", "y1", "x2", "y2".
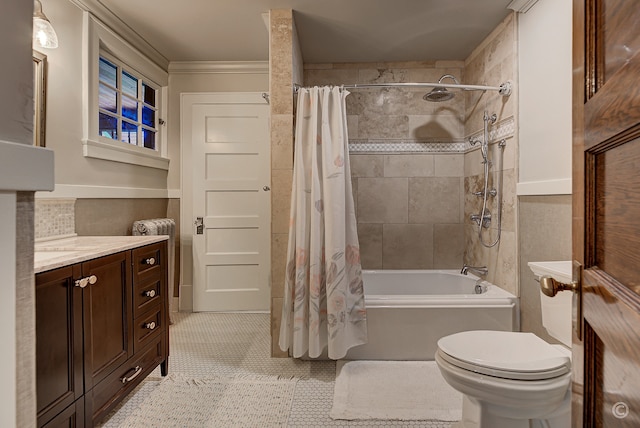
[{"x1": 470, "y1": 211, "x2": 491, "y2": 228}]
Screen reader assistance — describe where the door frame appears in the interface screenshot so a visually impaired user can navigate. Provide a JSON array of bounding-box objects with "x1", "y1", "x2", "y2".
[{"x1": 179, "y1": 92, "x2": 270, "y2": 312}]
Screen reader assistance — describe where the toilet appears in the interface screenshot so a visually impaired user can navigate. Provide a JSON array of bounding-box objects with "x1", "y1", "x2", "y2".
[{"x1": 435, "y1": 265, "x2": 573, "y2": 428}]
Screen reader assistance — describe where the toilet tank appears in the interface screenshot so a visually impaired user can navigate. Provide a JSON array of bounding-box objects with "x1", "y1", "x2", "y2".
[{"x1": 528, "y1": 261, "x2": 573, "y2": 347}]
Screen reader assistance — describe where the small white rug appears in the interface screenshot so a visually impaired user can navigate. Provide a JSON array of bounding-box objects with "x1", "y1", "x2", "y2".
[
  {"x1": 331, "y1": 360, "x2": 462, "y2": 421},
  {"x1": 120, "y1": 374, "x2": 298, "y2": 427}
]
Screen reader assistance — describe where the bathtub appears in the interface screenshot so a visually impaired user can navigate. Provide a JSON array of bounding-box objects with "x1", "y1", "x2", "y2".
[{"x1": 344, "y1": 269, "x2": 519, "y2": 361}]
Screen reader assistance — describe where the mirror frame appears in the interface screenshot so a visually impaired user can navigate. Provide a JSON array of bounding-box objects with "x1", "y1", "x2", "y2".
[{"x1": 33, "y1": 50, "x2": 47, "y2": 147}]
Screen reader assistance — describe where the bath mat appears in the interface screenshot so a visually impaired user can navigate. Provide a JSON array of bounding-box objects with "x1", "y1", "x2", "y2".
[
  {"x1": 119, "y1": 374, "x2": 298, "y2": 427},
  {"x1": 331, "y1": 360, "x2": 462, "y2": 421}
]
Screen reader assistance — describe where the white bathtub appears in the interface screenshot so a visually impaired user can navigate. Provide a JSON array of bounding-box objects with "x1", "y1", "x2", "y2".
[{"x1": 345, "y1": 269, "x2": 519, "y2": 360}]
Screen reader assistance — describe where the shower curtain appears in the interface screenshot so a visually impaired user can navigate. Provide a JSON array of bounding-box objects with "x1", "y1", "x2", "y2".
[{"x1": 279, "y1": 86, "x2": 367, "y2": 360}]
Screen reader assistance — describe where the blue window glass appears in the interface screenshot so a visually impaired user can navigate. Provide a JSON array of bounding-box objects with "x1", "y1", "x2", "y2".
[
  {"x1": 142, "y1": 106, "x2": 155, "y2": 127},
  {"x1": 99, "y1": 113, "x2": 117, "y2": 139},
  {"x1": 99, "y1": 83, "x2": 117, "y2": 113},
  {"x1": 99, "y1": 57, "x2": 117, "y2": 87},
  {"x1": 122, "y1": 71, "x2": 138, "y2": 98},
  {"x1": 143, "y1": 129, "x2": 156, "y2": 150},
  {"x1": 121, "y1": 120, "x2": 138, "y2": 145},
  {"x1": 122, "y1": 95, "x2": 138, "y2": 121},
  {"x1": 143, "y1": 83, "x2": 156, "y2": 106}
]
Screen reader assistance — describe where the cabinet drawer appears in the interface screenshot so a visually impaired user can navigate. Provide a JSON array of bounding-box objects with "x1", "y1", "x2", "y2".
[
  {"x1": 134, "y1": 307, "x2": 164, "y2": 352},
  {"x1": 132, "y1": 243, "x2": 165, "y2": 283},
  {"x1": 133, "y1": 276, "x2": 163, "y2": 318},
  {"x1": 90, "y1": 337, "x2": 165, "y2": 424}
]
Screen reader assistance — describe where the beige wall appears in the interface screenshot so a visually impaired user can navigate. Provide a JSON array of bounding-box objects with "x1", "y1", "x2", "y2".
[
  {"x1": 463, "y1": 12, "x2": 518, "y2": 295},
  {"x1": 518, "y1": 195, "x2": 571, "y2": 343},
  {"x1": 42, "y1": 0, "x2": 169, "y2": 190},
  {"x1": 517, "y1": 0, "x2": 572, "y2": 194}
]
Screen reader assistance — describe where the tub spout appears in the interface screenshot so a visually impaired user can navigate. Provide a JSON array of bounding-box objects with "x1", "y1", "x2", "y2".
[{"x1": 461, "y1": 265, "x2": 488, "y2": 276}]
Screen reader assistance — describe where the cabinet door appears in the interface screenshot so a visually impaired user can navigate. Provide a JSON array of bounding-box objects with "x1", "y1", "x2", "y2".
[
  {"x1": 41, "y1": 397, "x2": 85, "y2": 428},
  {"x1": 36, "y1": 264, "x2": 83, "y2": 427},
  {"x1": 82, "y1": 251, "x2": 133, "y2": 391}
]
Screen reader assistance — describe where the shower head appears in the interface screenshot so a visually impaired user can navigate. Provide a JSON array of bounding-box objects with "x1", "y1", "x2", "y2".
[
  {"x1": 423, "y1": 74, "x2": 460, "y2": 102},
  {"x1": 423, "y1": 87, "x2": 454, "y2": 102}
]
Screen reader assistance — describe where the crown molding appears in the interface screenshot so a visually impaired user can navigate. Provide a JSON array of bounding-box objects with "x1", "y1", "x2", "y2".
[
  {"x1": 68, "y1": 0, "x2": 169, "y2": 71},
  {"x1": 168, "y1": 61, "x2": 269, "y2": 74},
  {"x1": 507, "y1": 0, "x2": 539, "y2": 13}
]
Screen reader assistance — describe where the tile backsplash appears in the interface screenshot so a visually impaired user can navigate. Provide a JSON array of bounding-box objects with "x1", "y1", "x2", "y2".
[{"x1": 35, "y1": 199, "x2": 76, "y2": 239}]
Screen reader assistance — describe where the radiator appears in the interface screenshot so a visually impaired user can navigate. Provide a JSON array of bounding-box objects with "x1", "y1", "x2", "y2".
[{"x1": 132, "y1": 218, "x2": 176, "y2": 320}]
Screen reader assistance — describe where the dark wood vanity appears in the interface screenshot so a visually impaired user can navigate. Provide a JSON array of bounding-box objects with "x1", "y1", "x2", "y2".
[{"x1": 35, "y1": 239, "x2": 169, "y2": 427}]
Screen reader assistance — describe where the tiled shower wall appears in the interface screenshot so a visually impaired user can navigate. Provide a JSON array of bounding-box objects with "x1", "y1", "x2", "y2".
[
  {"x1": 304, "y1": 62, "x2": 467, "y2": 270},
  {"x1": 463, "y1": 12, "x2": 518, "y2": 295},
  {"x1": 351, "y1": 153, "x2": 464, "y2": 269}
]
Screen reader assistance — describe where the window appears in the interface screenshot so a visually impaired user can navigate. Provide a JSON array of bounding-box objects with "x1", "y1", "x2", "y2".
[
  {"x1": 98, "y1": 54, "x2": 159, "y2": 150},
  {"x1": 83, "y1": 13, "x2": 169, "y2": 170}
]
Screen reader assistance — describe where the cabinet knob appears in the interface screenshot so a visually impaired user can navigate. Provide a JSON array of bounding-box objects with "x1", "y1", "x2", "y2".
[
  {"x1": 88, "y1": 275, "x2": 97, "y2": 285},
  {"x1": 144, "y1": 257, "x2": 156, "y2": 265},
  {"x1": 145, "y1": 321, "x2": 156, "y2": 330},
  {"x1": 120, "y1": 366, "x2": 143, "y2": 384},
  {"x1": 144, "y1": 289, "x2": 156, "y2": 298}
]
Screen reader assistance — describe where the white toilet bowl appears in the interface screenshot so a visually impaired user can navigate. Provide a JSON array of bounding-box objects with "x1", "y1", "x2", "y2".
[{"x1": 435, "y1": 330, "x2": 571, "y2": 428}]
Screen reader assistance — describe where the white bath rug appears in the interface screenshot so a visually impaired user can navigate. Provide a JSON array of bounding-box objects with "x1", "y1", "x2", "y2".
[
  {"x1": 330, "y1": 360, "x2": 462, "y2": 421},
  {"x1": 119, "y1": 374, "x2": 298, "y2": 427}
]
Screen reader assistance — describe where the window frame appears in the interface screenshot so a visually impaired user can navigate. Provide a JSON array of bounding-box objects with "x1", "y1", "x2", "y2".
[{"x1": 83, "y1": 12, "x2": 169, "y2": 170}]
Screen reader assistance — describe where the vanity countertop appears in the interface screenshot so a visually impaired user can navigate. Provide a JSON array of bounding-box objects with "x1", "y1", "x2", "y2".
[{"x1": 35, "y1": 235, "x2": 168, "y2": 274}]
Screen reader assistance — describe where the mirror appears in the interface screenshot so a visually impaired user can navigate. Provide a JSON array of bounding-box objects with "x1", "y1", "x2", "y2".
[{"x1": 33, "y1": 50, "x2": 47, "y2": 147}]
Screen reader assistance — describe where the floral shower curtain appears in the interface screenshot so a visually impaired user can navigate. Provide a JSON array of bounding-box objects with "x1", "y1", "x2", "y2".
[{"x1": 279, "y1": 86, "x2": 367, "y2": 360}]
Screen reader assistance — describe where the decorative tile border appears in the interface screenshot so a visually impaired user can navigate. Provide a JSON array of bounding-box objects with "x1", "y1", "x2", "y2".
[
  {"x1": 466, "y1": 116, "x2": 516, "y2": 148},
  {"x1": 348, "y1": 116, "x2": 515, "y2": 154},
  {"x1": 349, "y1": 140, "x2": 466, "y2": 153},
  {"x1": 35, "y1": 199, "x2": 76, "y2": 239}
]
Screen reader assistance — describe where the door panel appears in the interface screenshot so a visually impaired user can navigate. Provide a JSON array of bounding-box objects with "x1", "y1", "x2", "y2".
[
  {"x1": 573, "y1": 0, "x2": 640, "y2": 426},
  {"x1": 191, "y1": 95, "x2": 270, "y2": 312}
]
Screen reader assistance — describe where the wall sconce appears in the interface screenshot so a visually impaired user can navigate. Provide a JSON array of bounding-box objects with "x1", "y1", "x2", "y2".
[{"x1": 33, "y1": 0, "x2": 58, "y2": 49}]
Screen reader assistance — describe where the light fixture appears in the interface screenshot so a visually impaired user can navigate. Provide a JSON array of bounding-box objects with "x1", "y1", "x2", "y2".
[{"x1": 33, "y1": 0, "x2": 58, "y2": 49}]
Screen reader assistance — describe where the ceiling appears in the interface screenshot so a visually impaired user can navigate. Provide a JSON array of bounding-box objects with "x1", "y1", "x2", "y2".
[{"x1": 98, "y1": 0, "x2": 515, "y2": 63}]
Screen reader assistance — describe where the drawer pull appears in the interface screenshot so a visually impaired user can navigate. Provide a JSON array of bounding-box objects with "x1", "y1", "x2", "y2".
[
  {"x1": 120, "y1": 365, "x2": 143, "y2": 384},
  {"x1": 144, "y1": 257, "x2": 156, "y2": 266},
  {"x1": 144, "y1": 289, "x2": 156, "y2": 298},
  {"x1": 74, "y1": 275, "x2": 98, "y2": 288},
  {"x1": 145, "y1": 321, "x2": 157, "y2": 330}
]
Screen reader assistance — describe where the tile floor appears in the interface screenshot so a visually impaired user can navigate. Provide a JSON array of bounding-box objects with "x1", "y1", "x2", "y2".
[{"x1": 98, "y1": 312, "x2": 453, "y2": 427}]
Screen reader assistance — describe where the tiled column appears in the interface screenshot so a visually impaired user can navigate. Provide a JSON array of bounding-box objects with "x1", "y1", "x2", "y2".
[{"x1": 269, "y1": 10, "x2": 295, "y2": 357}]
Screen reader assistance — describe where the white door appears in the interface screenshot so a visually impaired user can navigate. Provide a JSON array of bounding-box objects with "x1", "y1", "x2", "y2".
[{"x1": 190, "y1": 93, "x2": 270, "y2": 312}]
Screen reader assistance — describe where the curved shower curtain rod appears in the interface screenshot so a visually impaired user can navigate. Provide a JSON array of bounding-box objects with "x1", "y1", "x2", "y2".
[{"x1": 292, "y1": 81, "x2": 512, "y2": 96}]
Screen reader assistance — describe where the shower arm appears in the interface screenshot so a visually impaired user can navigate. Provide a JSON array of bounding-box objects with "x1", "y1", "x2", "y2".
[{"x1": 293, "y1": 81, "x2": 512, "y2": 96}]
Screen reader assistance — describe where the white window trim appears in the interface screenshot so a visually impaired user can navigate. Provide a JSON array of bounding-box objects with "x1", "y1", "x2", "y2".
[{"x1": 82, "y1": 12, "x2": 169, "y2": 170}]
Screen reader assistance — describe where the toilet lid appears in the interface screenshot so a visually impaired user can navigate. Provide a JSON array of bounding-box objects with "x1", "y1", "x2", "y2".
[{"x1": 437, "y1": 331, "x2": 571, "y2": 380}]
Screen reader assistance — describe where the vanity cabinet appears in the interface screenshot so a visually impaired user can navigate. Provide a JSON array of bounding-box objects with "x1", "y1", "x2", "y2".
[{"x1": 36, "y1": 241, "x2": 169, "y2": 428}]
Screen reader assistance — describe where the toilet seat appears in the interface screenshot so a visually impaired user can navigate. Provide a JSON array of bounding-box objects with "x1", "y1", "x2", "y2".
[{"x1": 437, "y1": 330, "x2": 571, "y2": 381}]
